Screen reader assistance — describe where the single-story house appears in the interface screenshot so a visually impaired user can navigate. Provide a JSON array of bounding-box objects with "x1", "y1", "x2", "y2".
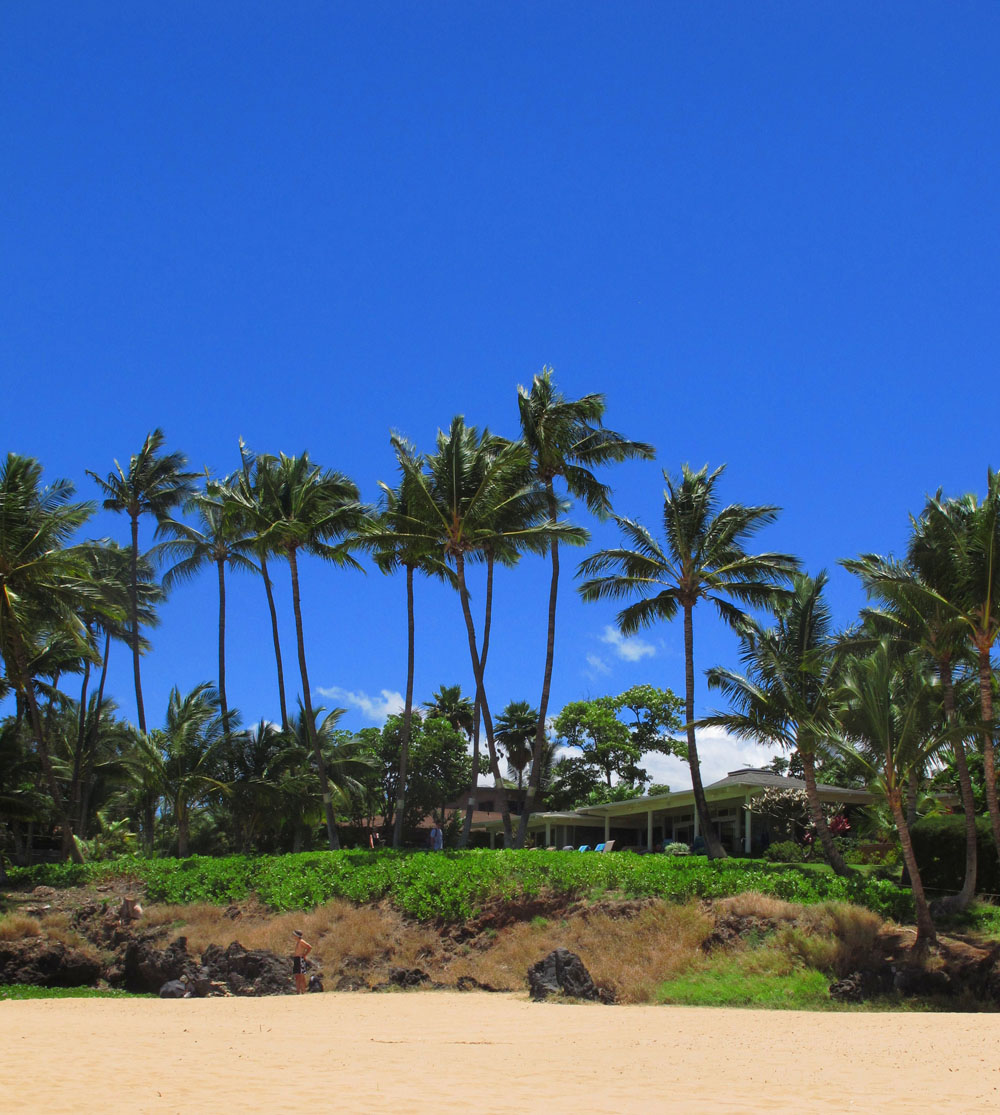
[{"x1": 475, "y1": 767, "x2": 878, "y2": 853}]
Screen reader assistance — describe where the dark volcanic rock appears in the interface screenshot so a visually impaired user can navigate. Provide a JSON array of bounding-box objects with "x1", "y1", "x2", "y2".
[
  {"x1": 527, "y1": 948, "x2": 611, "y2": 1003},
  {"x1": 159, "y1": 979, "x2": 190, "y2": 998},
  {"x1": 387, "y1": 967, "x2": 430, "y2": 988},
  {"x1": 0, "y1": 939, "x2": 101, "y2": 987},
  {"x1": 201, "y1": 941, "x2": 291, "y2": 996},
  {"x1": 124, "y1": 935, "x2": 193, "y2": 993}
]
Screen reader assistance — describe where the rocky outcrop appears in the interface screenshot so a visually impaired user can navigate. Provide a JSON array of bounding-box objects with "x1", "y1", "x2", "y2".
[
  {"x1": 527, "y1": 948, "x2": 612, "y2": 1003},
  {"x1": 0, "y1": 938, "x2": 101, "y2": 988},
  {"x1": 201, "y1": 941, "x2": 292, "y2": 996}
]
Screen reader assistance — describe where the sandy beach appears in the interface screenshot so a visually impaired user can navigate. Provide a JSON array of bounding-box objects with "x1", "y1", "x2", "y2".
[{"x1": 1, "y1": 992, "x2": 998, "y2": 1114}]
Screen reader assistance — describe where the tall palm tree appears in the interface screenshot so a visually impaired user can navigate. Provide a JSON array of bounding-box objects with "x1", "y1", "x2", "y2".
[
  {"x1": 251, "y1": 452, "x2": 368, "y2": 851},
  {"x1": 836, "y1": 643, "x2": 943, "y2": 944},
  {"x1": 235, "y1": 442, "x2": 291, "y2": 728},
  {"x1": 496, "y1": 700, "x2": 539, "y2": 789},
  {"x1": 366, "y1": 440, "x2": 456, "y2": 848},
  {"x1": 156, "y1": 477, "x2": 258, "y2": 736},
  {"x1": 515, "y1": 368, "x2": 654, "y2": 846},
  {"x1": 579, "y1": 463, "x2": 798, "y2": 858},
  {"x1": 394, "y1": 416, "x2": 585, "y2": 846},
  {"x1": 0, "y1": 454, "x2": 97, "y2": 860},
  {"x1": 700, "y1": 572, "x2": 851, "y2": 874},
  {"x1": 845, "y1": 500, "x2": 980, "y2": 909},
  {"x1": 87, "y1": 429, "x2": 195, "y2": 733}
]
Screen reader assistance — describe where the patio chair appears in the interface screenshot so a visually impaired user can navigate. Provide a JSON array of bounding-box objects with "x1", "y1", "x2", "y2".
[
  {"x1": 594, "y1": 843, "x2": 605, "y2": 853},
  {"x1": 578, "y1": 844, "x2": 591, "y2": 852},
  {"x1": 600, "y1": 840, "x2": 615, "y2": 853}
]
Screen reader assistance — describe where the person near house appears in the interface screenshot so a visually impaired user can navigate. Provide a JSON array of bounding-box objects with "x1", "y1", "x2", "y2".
[
  {"x1": 291, "y1": 930, "x2": 312, "y2": 994},
  {"x1": 431, "y1": 818, "x2": 444, "y2": 852}
]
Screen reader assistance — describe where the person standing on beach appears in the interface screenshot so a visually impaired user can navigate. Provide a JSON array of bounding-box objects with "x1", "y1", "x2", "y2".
[{"x1": 291, "y1": 930, "x2": 312, "y2": 994}]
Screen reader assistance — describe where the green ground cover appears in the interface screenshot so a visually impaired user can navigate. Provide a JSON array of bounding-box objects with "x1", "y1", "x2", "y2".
[
  {"x1": 0, "y1": 985, "x2": 152, "y2": 1000},
  {"x1": 6, "y1": 850, "x2": 914, "y2": 922}
]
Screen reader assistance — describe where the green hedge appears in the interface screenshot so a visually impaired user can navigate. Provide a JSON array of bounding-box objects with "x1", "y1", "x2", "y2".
[
  {"x1": 6, "y1": 850, "x2": 914, "y2": 923},
  {"x1": 910, "y1": 815, "x2": 1000, "y2": 897}
]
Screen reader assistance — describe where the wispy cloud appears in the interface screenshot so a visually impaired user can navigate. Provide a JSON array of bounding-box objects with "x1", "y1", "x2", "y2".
[
  {"x1": 600, "y1": 624, "x2": 656, "y2": 663},
  {"x1": 641, "y1": 728, "x2": 784, "y2": 791},
  {"x1": 585, "y1": 653, "x2": 611, "y2": 677},
  {"x1": 317, "y1": 686, "x2": 404, "y2": 725}
]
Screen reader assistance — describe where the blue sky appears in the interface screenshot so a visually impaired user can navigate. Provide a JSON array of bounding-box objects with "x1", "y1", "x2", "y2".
[{"x1": 3, "y1": 3, "x2": 998, "y2": 788}]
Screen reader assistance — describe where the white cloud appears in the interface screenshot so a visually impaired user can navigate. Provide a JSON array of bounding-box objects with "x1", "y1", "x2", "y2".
[
  {"x1": 317, "y1": 686, "x2": 405, "y2": 725},
  {"x1": 600, "y1": 624, "x2": 656, "y2": 663},
  {"x1": 640, "y1": 727, "x2": 785, "y2": 792},
  {"x1": 585, "y1": 653, "x2": 611, "y2": 677}
]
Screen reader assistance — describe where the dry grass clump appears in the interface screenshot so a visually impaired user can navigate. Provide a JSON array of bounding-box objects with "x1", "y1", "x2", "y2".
[
  {"x1": 38, "y1": 912, "x2": 90, "y2": 951},
  {"x1": 781, "y1": 901, "x2": 885, "y2": 977},
  {"x1": 712, "y1": 893, "x2": 801, "y2": 922},
  {"x1": 0, "y1": 914, "x2": 43, "y2": 941},
  {"x1": 446, "y1": 900, "x2": 712, "y2": 1003}
]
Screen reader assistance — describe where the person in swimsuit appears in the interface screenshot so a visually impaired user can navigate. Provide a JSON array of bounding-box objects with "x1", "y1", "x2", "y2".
[{"x1": 292, "y1": 930, "x2": 312, "y2": 993}]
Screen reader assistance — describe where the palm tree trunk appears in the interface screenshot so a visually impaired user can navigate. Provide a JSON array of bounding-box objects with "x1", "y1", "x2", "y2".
[
  {"x1": 129, "y1": 513, "x2": 147, "y2": 734},
  {"x1": 70, "y1": 632, "x2": 93, "y2": 831},
  {"x1": 455, "y1": 552, "x2": 512, "y2": 846},
  {"x1": 976, "y1": 645, "x2": 1000, "y2": 859},
  {"x1": 260, "y1": 555, "x2": 289, "y2": 728},
  {"x1": 462, "y1": 554, "x2": 494, "y2": 848},
  {"x1": 217, "y1": 557, "x2": 230, "y2": 736},
  {"x1": 683, "y1": 603, "x2": 726, "y2": 859},
  {"x1": 288, "y1": 547, "x2": 340, "y2": 851},
  {"x1": 393, "y1": 563, "x2": 415, "y2": 849},
  {"x1": 517, "y1": 483, "x2": 560, "y2": 849},
  {"x1": 889, "y1": 790, "x2": 936, "y2": 945},
  {"x1": 937, "y1": 658, "x2": 977, "y2": 911},
  {"x1": 800, "y1": 748, "x2": 850, "y2": 875},
  {"x1": 80, "y1": 631, "x2": 112, "y2": 832}
]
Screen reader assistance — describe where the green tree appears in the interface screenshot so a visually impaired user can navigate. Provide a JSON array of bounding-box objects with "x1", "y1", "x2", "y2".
[
  {"x1": 515, "y1": 368, "x2": 654, "y2": 846},
  {"x1": 0, "y1": 454, "x2": 98, "y2": 860},
  {"x1": 87, "y1": 430, "x2": 195, "y2": 733},
  {"x1": 700, "y1": 572, "x2": 852, "y2": 875},
  {"x1": 250, "y1": 452, "x2": 368, "y2": 850},
  {"x1": 157, "y1": 477, "x2": 258, "y2": 736},
  {"x1": 579, "y1": 463, "x2": 798, "y2": 858}
]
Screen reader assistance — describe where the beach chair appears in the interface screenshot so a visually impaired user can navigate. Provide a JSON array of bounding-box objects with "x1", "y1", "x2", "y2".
[
  {"x1": 578, "y1": 844, "x2": 591, "y2": 852},
  {"x1": 562, "y1": 845, "x2": 574, "y2": 851},
  {"x1": 600, "y1": 840, "x2": 615, "y2": 853},
  {"x1": 594, "y1": 843, "x2": 605, "y2": 853}
]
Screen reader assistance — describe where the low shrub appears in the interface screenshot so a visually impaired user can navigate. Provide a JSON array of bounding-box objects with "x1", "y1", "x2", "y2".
[
  {"x1": 909, "y1": 815, "x2": 1000, "y2": 897},
  {"x1": 662, "y1": 842, "x2": 690, "y2": 856},
  {"x1": 764, "y1": 840, "x2": 804, "y2": 863}
]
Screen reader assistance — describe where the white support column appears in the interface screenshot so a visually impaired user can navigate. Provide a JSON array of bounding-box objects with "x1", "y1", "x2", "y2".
[
  {"x1": 545, "y1": 821, "x2": 551, "y2": 847},
  {"x1": 693, "y1": 807, "x2": 700, "y2": 838},
  {"x1": 490, "y1": 830, "x2": 496, "y2": 849},
  {"x1": 647, "y1": 810, "x2": 654, "y2": 850},
  {"x1": 604, "y1": 816, "x2": 610, "y2": 841},
  {"x1": 744, "y1": 796, "x2": 752, "y2": 854}
]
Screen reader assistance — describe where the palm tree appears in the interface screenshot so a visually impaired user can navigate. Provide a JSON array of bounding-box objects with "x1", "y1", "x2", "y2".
[
  {"x1": 496, "y1": 700, "x2": 539, "y2": 790},
  {"x1": 0, "y1": 454, "x2": 97, "y2": 860},
  {"x1": 579, "y1": 463, "x2": 798, "y2": 858},
  {"x1": 156, "y1": 477, "x2": 258, "y2": 736},
  {"x1": 845, "y1": 500, "x2": 981, "y2": 909},
  {"x1": 251, "y1": 452, "x2": 368, "y2": 850},
  {"x1": 701, "y1": 572, "x2": 851, "y2": 874},
  {"x1": 394, "y1": 416, "x2": 585, "y2": 846},
  {"x1": 366, "y1": 440, "x2": 456, "y2": 848},
  {"x1": 87, "y1": 430, "x2": 195, "y2": 733},
  {"x1": 836, "y1": 643, "x2": 943, "y2": 944},
  {"x1": 515, "y1": 368, "x2": 654, "y2": 846},
  {"x1": 235, "y1": 442, "x2": 291, "y2": 728}
]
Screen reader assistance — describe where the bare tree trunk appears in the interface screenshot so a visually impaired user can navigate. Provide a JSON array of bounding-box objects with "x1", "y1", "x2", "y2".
[
  {"x1": 260, "y1": 554, "x2": 289, "y2": 728},
  {"x1": 937, "y1": 658, "x2": 977, "y2": 911},
  {"x1": 456, "y1": 553, "x2": 511, "y2": 846},
  {"x1": 288, "y1": 548, "x2": 340, "y2": 851},
  {"x1": 217, "y1": 557, "x2": 230, "y2": 737},
  {"x1": 517, "y1": 483, "x2": 560, "y2": 848},
  {"x1": 976, "y1": 646, "x2": 1000, "y2": 860},
  {"x1": 683, "y1": 604, "x2": 726, "y2": 859},
  {"x1": 889, "y1": 791, "x2": 936, "y2": 945},
  {"x1": 462, "y1": 554, "x2": 494, "y2": 848},
  {"x1": 393, "y1": 564, "x2": 415, "y2": 849},
  {"x1": 130, "y1": 514, "x2": 147, "y2": 734},
  {"x1": 800, "y1": 748, "x2": 851, "y2": 875}
]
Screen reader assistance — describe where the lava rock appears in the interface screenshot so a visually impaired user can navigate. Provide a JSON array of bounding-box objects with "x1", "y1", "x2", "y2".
[
  {"x1": 201, "y1": 941, "x2": 291, "y2": 996},
  {"x1": 0, "y1": 939, "x2": 101, "y2": 988},
  {"x1": 527, "y1": 948, "x2": 610, "y2": 1002}
]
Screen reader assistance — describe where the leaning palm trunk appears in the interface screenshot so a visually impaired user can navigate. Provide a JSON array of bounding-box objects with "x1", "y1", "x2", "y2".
[
  {"x1": 259, "y1": 554, "x2": 289, "y2": 728},
  {"x1": 216, "y1": 557, "x2": 231, "y2": 737},
  {"x1": 684, "y1": 605, "x2": 726, "y2": 859},
  {"x1": 517, "y1": 484, "x2": 560, "y2": 848},
  {"x1": 975, "y1": 647, "x2": 1000, "y2": 860},
  {"x1": 288, "y1": 548, "x2": 340, "y2": 851},
  {"x1": 129, "y1": 514, "x2": 147, "y2": 734},
  {"x1": 70, "y1": 633, "x2": 93, "y2": 831},
  {"x1": 889, "y1": 790, "x2": 936, "y2": 944},
  {"x1": 936, "y1": 660, "x2": 977, "y2": 911},
  {"x1": 455, "y1": 553, "x2": 512, "y2": 846},
  {"x1": 79, "y1": 632, "x2": 112, "y2": 832},
  {"x1": 799, "y1": 748, "x2": 850, "y2": 876},
  {"x1": 461, "y1": 555, "x2": 494, "y2": 848},
  {"x1": 392, "y1": 564, "x2": 416, "y2": 849}
]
